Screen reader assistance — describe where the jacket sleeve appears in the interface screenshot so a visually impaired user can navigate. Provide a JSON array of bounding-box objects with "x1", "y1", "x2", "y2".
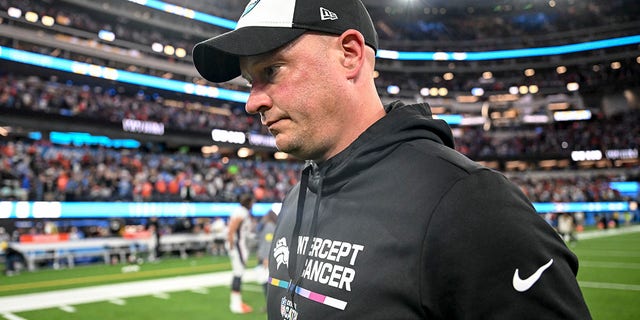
[{"x1": 421, "y1": 169, "x2": 592, "y2": 319}]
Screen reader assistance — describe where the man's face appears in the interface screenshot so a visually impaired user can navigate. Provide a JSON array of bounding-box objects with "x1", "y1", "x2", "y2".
[{"x1": 240, "y1": 33, "x2": 346, "y2": 161}]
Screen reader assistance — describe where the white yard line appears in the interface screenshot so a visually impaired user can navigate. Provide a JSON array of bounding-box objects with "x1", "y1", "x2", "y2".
[
  {"x1": 108, "y1": 298, "x2": 126, "y2": 306},
  {"x1": 576, "y1": 225, "x2": 640, "y2": 240},
  {"x1": 579, "y1": 281, "x2": 640, "y2": 291},
  {"x1": 152, "y1": 292, "x2": 171, "y2": 300},
  {"x1": 1, "y1": 313, "x2": 26, "y2": 320},
  {"x1": 580, "y1": 261, "x2": 640, "y2": 269},
  {"x1": 577, "y1": 250, "x2": 640, "y2": 257},
  {"x1": 0, "y1": 269, "x2": 258, "y2": 313},
  {"x1": 190, "y1": 288, "x2": 209, "y2": 295},
  {"x1": 58, "y1": 305, "x2": 76, "y2": 313}
]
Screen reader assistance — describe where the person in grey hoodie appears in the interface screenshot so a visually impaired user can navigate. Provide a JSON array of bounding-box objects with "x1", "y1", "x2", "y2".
[{"x1": 192, "y1": 0, "x2": 592, "y2": 319}]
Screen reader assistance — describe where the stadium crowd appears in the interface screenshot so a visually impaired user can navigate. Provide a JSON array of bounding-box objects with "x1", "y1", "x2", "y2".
[
  {"x1": 455, "y1": 111, "x2": 640, "y2": 160},
  {"x1": 510, "y1": 175, "x2": 630, "y2": 203},
  {"x1": 2, "y1": 73, "x2": 638, "y2": 161},
  {"x1": 0, "y1": 139, "x2": 303, "y2": 203},
  {"x1": 0, "y1": 138, "x2": 637, "y2": 204}
]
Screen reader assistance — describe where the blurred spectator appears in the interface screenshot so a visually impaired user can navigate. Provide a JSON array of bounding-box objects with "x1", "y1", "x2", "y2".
[
  {"x1": 210, "y1": 217, "x2": 227, "y2": 256},
  {"x1": 556, "y1": 212, "x2": 577, "y2": 245},
  {"x1": 68, "y1": 226, "x2": 85, "y2": 240},
  {"x1": 145, "y1": 216, "x2": 161, "y2": 261}
]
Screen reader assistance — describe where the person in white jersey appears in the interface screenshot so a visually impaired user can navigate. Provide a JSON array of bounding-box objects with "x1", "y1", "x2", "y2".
[{"x1": 226, "y1": 193, "x2": 255, "y2": 314}]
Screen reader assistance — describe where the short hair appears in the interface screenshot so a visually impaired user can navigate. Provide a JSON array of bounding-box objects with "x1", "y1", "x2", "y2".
[{"x1": 239, "y1": 194, "x2": 254, "y2": 208}]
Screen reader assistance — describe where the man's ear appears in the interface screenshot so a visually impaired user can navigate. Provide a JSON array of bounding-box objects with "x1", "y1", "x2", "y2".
[{"x1": 338, "y1": 29, "x2": 366, "y2": 80}]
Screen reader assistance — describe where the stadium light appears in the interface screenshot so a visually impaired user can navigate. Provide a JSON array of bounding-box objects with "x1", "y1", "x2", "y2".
[
  {"x1": 7, "y1": 7, "x2": 21, "y2": 18},
  {"x1": 556, "y1": 66, "x2": 567, "y2": 74},
  {"x1": 201, "y1": 145, "x2": 219, "y2": 155},
  {"x1": 519, "y1": 85, "x2": 529, "y2": 94},
  {"x1": 98, "y1": 30, "x2": 116, "y2": 42},
  {"x1": 452, "y1": 52, "x2": 467, "y2": 60},
  {"x1": 471, "y1": 87, "x2": 484, "y2": 96},
  {"x1": 567, "y1": 82, "x2": 580, "y2": 91},
  {"x1": 163, "y1": 45, "x2": 175, "y2": 55},
  {"x1": 41, "y1": 15, "x2": 55, "y2": 27},
  {"x1": 237, "y1": 147, "x2": 254, "y2": 158},
  {"x1": 554, "y1": 110, "x2": 592, "y2": 121},
  {"x1": 274, "y1": 152, "x2": 289, "y2": 160},
  {"x1": 175, "y1": 48, "x2": 187, "y2": 58},
  {"x1": 375, "y1": 35, "x2": 640, "y2": 61},
  {"x1": 151, "y1": 42, "x2": 164, "y2": 53},
  {"x1": 25, "y1": 11, "x2": 38, "y2": 23},
  {"x1": 127, "y1": 0, "x2": 237, "y2": 29},
  {"x1": 433, "y1": 52, "x2": 448, "y2": 60},
  {"x1": 387, "y1": 85, "x2": 400, "y2": 95}
]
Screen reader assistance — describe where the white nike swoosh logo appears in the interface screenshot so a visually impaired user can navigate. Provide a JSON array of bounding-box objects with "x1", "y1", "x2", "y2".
[{"x1": 512, "y1": 259, "x2": 554, "y2": 292}]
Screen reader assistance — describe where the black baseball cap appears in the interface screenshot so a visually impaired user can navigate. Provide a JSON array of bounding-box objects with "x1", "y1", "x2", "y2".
[{"x1": 192, "y1": 0, "x2": 378, "y2": 83}]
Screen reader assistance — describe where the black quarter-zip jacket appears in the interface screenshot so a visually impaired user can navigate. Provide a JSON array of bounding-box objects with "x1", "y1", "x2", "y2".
[{"x1": 266, "y1": 101, "x2": 591, "y2": 319}]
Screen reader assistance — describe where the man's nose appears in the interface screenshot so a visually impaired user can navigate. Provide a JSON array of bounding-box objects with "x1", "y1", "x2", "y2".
[{"x1": 245, "y1": 86, "x2": 272, "y2": 115}]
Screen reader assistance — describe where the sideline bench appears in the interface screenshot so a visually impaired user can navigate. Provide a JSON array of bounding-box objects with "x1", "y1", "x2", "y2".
[{"x1": 8, "y1": 233, "x2": 214, "y2": 271}]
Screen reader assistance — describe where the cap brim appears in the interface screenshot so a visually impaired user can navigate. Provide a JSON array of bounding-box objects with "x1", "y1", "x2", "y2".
[{"x1": 193, "y1": 27, "x2": 306, "y2": 83}]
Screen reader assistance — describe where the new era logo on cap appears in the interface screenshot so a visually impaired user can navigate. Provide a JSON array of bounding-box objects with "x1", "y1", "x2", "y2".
[{"x1": 320, "y1": 7, "x2": 338, "y2": 21}]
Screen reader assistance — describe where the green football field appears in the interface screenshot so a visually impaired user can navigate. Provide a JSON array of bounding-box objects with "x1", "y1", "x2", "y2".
[
  {"x1": 1, "y1": 227, "x2": 638, "y2": 319},
  {"x1": 570, "y1": 228, "x2": 640, "y2": 319}
]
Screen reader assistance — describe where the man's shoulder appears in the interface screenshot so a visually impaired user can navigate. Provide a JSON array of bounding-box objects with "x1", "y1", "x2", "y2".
[
  {"x1": 396, "y1": 138, "x2": 485, "y2": 175},
  {"x1": 231, "y1": 206, "x2": 250, "y2": 219}
]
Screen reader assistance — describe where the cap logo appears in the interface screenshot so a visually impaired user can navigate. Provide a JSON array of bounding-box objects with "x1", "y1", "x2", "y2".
[
  {"x1": 319, "y1": 7, "x2": 338, "y2": 21},
  {"x1": 241, "y1": 0, "x2": 261, "y2": 18}
]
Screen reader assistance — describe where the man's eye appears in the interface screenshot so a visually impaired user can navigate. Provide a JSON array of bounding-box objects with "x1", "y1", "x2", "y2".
[{"x1": 264, "y1": 65, "x2": 280, "y2": 81}]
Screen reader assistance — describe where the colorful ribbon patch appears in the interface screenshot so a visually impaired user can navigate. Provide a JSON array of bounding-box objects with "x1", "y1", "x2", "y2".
[{"x1": 269, "y1": 277, "x2": 348, "y2": 310}]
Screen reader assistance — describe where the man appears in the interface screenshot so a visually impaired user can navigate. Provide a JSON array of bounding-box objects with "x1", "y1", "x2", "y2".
[
  {"x1": 192, "y1": 0, "x2": 592, "y2": 319},
  {"x1": 226, "y1": 194, "x2": 255, "y2": 314}
]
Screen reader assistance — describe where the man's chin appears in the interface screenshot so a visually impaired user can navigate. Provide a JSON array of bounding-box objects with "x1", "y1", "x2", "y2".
[{"x1": 274, "y1": 142, "x2": 301, "y2": 159}]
